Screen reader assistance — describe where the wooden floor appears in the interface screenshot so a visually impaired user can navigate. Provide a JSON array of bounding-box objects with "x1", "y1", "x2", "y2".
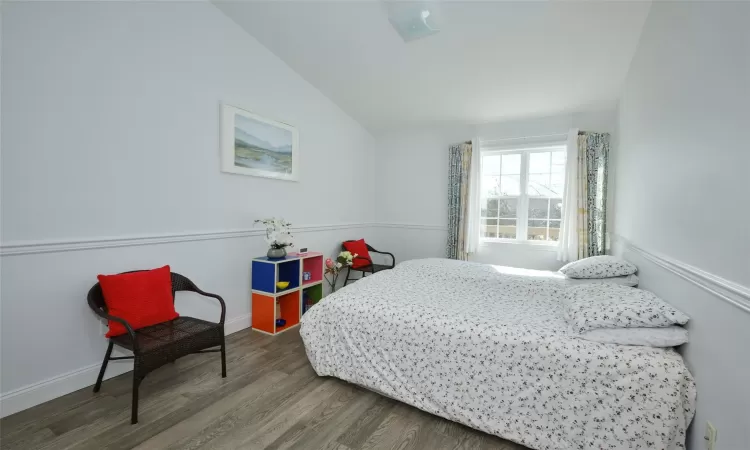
[{"x1": 0, "y1": 328, "x2": 527, "y2": 450}]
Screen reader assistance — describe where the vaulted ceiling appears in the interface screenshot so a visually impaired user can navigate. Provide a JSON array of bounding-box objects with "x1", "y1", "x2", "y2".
[{"x1": 214, "y1": 1, "x2": 651, "y2": 134}]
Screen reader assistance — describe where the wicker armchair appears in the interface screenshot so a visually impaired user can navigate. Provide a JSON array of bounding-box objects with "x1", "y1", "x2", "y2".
[
  {"x1": 87, "y1": 271, "x2": 226, "y2": 424},
  {"x1": 341, "y1": 241, "x2": 396, "y2": 286}
]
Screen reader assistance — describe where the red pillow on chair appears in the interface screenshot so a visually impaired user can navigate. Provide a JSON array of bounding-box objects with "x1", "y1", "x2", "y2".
[
  {"x1": 97, "y1": 265, "x2": 178, "y2": 337},
  {"x1": 343, "y1": 239, "x2": 372, "y2": 269}
]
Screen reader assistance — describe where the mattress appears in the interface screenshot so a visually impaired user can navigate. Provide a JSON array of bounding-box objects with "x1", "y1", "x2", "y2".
[{"x1": 300, "y1": 258, "x2": 695, "y2": 450}]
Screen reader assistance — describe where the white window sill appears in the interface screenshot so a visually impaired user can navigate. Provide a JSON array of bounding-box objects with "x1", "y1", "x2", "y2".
[{"x1": 479, "y1": 239, "x2": 559, "y2": 252}]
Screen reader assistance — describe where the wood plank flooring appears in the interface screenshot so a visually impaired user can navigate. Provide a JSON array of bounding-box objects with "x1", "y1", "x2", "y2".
[{"x1": 0, "y1": 328, "x2": 527, "y2": 450}]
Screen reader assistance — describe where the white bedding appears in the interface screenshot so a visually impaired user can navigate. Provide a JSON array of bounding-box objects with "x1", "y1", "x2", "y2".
[
  {"x1": 467, "y1": 263, "x2": 639, "y2": 287},
  {"x1": 300, "y1": 259, "x2": 696, "y2": 450}
]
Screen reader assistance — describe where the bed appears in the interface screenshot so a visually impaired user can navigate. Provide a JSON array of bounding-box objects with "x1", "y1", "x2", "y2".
[{"x1": 300, "y1": 258, "x2": 696, "y2": 450}]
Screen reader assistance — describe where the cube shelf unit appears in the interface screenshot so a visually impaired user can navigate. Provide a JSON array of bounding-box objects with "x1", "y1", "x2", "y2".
[{"x1": 251, "y1": 252, "x2": 324, "y2": 335}]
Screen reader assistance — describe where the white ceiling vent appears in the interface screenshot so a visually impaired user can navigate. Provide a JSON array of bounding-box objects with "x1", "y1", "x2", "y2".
[{"x1": 385, "y1": 1, "x2": 442, "y2": 42}]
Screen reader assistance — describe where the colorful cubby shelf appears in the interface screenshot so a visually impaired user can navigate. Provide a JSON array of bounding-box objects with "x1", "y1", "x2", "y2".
[{"x1": 251, "y1": 252, "x2": 324, "y2": 335}]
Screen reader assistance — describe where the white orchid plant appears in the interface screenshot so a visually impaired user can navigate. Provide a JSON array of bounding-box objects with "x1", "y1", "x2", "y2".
[{"x1": 254, "y1": 218, "x2": 294, "y2": 250}]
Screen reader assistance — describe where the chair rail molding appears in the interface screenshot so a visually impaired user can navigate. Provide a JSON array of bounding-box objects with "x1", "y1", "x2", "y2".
[
  {"x1": 0, "y1": 223, "x2": 454, "y2": 257},
  {"x1": 373, "y1": 222, "x2": 448, "y2": 231},
  {"x1": 615, "y1": 235, "x2": 750, "y2": 314},
  {"x1": 0, "y1": 223, "x2": 372, "y2": 256}
]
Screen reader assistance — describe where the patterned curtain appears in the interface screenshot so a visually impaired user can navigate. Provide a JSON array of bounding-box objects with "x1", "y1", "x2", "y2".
[
  {"x1": 576, "y1": 132, "x2": 610, "y2": 258},
  {"x1": 446, "y1": 142, "x2": 473, "y2": 260}
]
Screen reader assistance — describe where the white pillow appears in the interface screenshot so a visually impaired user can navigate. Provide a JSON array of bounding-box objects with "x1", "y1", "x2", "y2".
[
  {"x1": 559, "y1": 255, "x2": 637, "y2": 279},
  {"x1": 574, "y1": 326, "x2": 688, "y2": 347},
  {"x1": 563, "y1": 273, "x2": 639, "y2": 287},
  {"x1": 563, "y1": 284, "x2": 689, "y2": 333}
]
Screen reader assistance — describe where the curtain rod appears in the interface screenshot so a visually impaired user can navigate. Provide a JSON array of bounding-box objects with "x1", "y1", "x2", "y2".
[
  {"x1": 480, "y1": 132, "x2": 568, "y2": 144},
  {"x1": 480, "y1": 131, "x2": 607, "y2": 144}
]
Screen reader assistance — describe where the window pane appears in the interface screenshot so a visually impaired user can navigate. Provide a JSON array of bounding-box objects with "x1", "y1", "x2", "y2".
[
  {"x1": 501, "y1": 154, "x2": 521, "y2": 175},
  {"x1": 529, "y1": 152, "x2": 550, "y2": 174},
  {"x1": 483, "y1": 148, "x2": 567, "y2": 244},
  {"x1": 498, "y1": 219, "x2": 516, "y2": 239},
  {"x1": 485, "y1": 198, "x2": 499, "y2": 217},
  {"x1": 527, "y1": 219, "x2": 562, "y2": 241},
  {"x1": 482, "y1": 155, "x2": 501, "y2": 176},
  {"x1": 482, "y1": 175, "x2": 500, "y2": 197},
  {"x1": 550, "y1": 173, "x2": 565, "y2": 197},
  {"x1": 527, "y1": 173, "x2": 555, "y2": 196},
  {"x1": 528, "y1": 233, "x2": 548, "y2": 242},
  {"x1": 549, "y1": 220, "x2": 561, "y2": 241},
  {"x1": 551, "y1": 150, "x2": 566, "y2": 167},
  {"x1": 499, "y1": 174, "x2": 520, "y2": 196},
  {"x1": 528, "y1": 198, "x2": 550, "y2": 220},
  {"x1": 528, "y1": 220, "x2": 548, "y2": 241},
  {"x1": 497, "y1": 198, "x2": 517, "y2": 218},
  {"x1": 550, "y1": 200, "x2": 563, "y2": 219},
  {"x1": 481, "y1": 218, "x2": 498, "y2": 238}
]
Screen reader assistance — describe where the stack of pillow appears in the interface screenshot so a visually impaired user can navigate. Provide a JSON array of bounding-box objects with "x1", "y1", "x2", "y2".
[
  {"x1": 559, "y1": 255, "x2": 640, "y2": 286},
  {"x1": 559, "y1": 256, "x2": 690, "y2": 347}
]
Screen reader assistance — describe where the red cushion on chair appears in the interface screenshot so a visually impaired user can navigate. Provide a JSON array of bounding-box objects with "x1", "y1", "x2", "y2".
[
  {"x1": 97, "y1": 265, "x2": 179, "y2": 337},
  {"x1": 343, "y1": 239, "x2": 372, "y2": 269}
]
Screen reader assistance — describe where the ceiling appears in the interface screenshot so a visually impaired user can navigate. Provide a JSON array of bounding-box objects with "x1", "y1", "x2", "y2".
[{"x1": 214, "y1": 1, "x2": 651, "y2": 134}]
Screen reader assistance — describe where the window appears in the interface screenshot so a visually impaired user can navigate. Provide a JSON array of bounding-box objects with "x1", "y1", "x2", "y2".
[{"x1": 480, "y1": 146, "x2": 566, "y2": 244}]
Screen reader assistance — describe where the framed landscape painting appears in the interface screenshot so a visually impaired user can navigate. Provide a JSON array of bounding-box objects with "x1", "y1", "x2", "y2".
[{"x1": 220, "y1": 104, "x2": 299, "y2": 181}]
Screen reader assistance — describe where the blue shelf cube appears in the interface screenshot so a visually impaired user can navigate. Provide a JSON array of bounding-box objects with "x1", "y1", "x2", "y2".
[
  {"x1": 251, "y1": 260, "x2": 277, "y2": 294},
  {"x1": 251, "y1": 256, "x2": 302, "y2": 295},
  {"x1": 276, "y1": 259, "x2": 300, "y2": 293}
]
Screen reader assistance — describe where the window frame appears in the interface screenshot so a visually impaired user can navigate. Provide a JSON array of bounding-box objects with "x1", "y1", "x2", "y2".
[{"x1": 479, "y1": 144, "x2": 566, "y2": 246}]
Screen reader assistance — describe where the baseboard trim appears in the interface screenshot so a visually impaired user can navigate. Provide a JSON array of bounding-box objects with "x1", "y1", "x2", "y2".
[
  {"x1": 224, "y1": 313, "x2": 252, "y2": 335},
  {"x1": 617, "y1": 236, "x2": 750, "y2": 314},
  {"x1": 0, "y1": 223, "x2": 371, "y2": 256},
  {"x1": 0, "y1": 360, "x2": 132, "y2": 419},
  {"x1": 0, "y1": 314, "x2": 253, "y2": 418}
]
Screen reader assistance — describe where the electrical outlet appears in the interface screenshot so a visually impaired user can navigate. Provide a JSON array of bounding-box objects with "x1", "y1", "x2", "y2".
[{"x1": 704, "y1": 421, "x2": 717, "y2": 450}]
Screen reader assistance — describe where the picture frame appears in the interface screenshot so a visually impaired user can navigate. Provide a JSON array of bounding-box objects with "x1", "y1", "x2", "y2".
[{"x1": 220, "y1": 103, "x2": 299, "y2": 181}]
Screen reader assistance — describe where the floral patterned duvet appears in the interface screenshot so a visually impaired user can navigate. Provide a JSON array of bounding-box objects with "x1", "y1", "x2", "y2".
[{"x1": 300, "y1": 258, "x2": 696, "y2": 450}]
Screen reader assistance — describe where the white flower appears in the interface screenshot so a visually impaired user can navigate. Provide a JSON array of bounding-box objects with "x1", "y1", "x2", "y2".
[{"x1": 255, "y1": 217, "x2": 293, "y2": 248}]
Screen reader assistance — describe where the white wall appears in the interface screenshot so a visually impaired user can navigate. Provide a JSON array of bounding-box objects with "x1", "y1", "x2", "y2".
[
  {"x1": 373, "y1": 110, "x2": 616, "y2": 269},
  {"x1": 0, "y1": 1, "x2": 375, "y2": 416},
  {"x1": 613, "y1": 2, "x2": 750, "y2": 448}
]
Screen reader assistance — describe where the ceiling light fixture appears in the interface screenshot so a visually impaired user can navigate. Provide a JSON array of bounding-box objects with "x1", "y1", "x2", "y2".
[{"x1": 385, "y1": 1, "x2": 441, "y2": 43}]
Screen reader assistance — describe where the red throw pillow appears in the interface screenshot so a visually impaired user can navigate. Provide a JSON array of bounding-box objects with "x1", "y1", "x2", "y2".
[
  {"x1": 97, "y1": 265, "x2": 178, "y2": 337},
  {"x1": 343, "y1": 239, "x2": 371, "y2": 269}
]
